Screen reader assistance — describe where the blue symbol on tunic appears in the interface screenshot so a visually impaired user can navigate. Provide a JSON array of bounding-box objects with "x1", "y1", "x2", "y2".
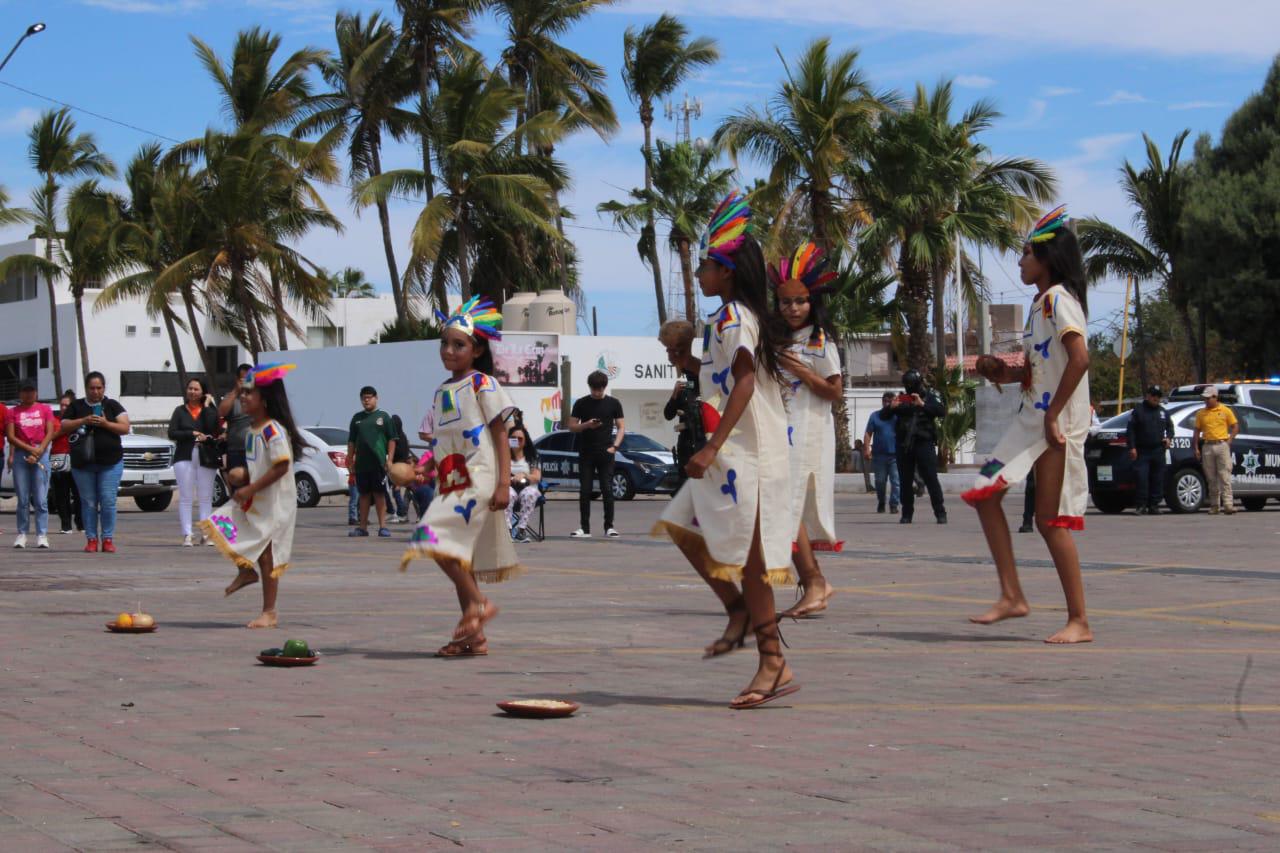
[
  {"x1": 1034, "y1": 337, "x2": 1052, "y2": 359},
  {"x1": 455, "y1": 498, "x2": 477, "y2": 524},
  {"x1": 712, "y1": 367, "x2": 731, "y2": 396},
  {"x1": 463, "y1": 425, "x2": 484, "y2": 446},
  {"x1": 1034, "y1": 392, "x2": 1052, "y2": 412},
  {"x1": 787, "y1": 426, "x2": 794, "y2": 446},
  {"x1": 790, "y1": 379, "x2": 802, "y2": 394},
  {"x1": 721, "y1": 469, "x2": 739, "y2": 504}
]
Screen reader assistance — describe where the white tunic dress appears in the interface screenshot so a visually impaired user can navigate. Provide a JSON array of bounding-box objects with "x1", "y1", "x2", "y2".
[
  {"x1": 782, "y1": 326, "x2": 841, "y2": 549},
  {"x1": 202, "y1": 419, "x2": 297, "y2": 576},
  {"x1": 652, "y1": 301, "x2": 795, "y2": 585},
  {"x1": 962, "y1": 285, "x2": 1091, "y2": 528},
  {"x1": 402, "y1": 371, "x2": 520, "y2": 582}
]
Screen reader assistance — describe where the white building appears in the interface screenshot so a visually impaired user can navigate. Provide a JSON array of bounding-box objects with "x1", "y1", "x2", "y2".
[{"x1": 0, "y1": 238, "x2": 408, "y2": 420}]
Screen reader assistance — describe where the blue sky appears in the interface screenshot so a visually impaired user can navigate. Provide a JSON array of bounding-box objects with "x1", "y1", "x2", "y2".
[{"x1": 1, "y1": 0, "x2": 1276, "y2": 340}]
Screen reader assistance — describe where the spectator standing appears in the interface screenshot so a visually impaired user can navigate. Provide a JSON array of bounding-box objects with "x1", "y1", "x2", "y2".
[
  {"x1": 59, "y1": 372, "x2": 130, "y2": 553},
  {"x1": 1191, "y1": 387, "x2": 1239, "y2": 515},
  {"x1": 569, "y1": 370, "x2": 625, "y2": 538},
  {"x1": 385, "y1": 413, "x2": 413, "y2": 522},
  {"x1": 1126, "y1": 385, "x2": 1174, "y2": 515},
  {"x1": 892, "y1": 370, "x2": 948, "y2": 524},
  {"x1": 347, "y1": 386, "x2": 397, "y2": 537},
  {"x1": 49, "y1": 391, "x2": 81, "y2": 534},
  {"x1": 169, "y1": 377, "x2": 223, "y2": 546},
  {"x1": 659, "y1": 320, "x2": 705, "y2": 485},
  {"x1": 6, "y1": 380, "x2": 57, "y2": 549},
  {"x1": 1019, "y1": 470, "x2": 1036, "y2": 534},
  {"x1": 0, "y1": 398, "x2": 7, "y2": 537},
  {"x1": 217, "y1": 364, "x2": 254, "y2": 471},
  {"x1": 863, "y1": 391, "x2": 901, "y2": 513}
]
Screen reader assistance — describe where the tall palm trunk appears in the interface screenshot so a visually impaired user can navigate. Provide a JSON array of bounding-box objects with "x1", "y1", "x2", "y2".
[
  {"x1": 1197, "y1": 304, "x2": 1208, "y2": 383},
  {"x1": 640, "y1": 104, "x2": 667, "y2": 323},
  {"x1": 456, "y1": 210, "x2": 472, "y2": 300},
  {"x1": 417, "y1": 55, "x2": 436, "y2": 203},
  {"x1": 182, "y1": 284, "x2": 216, "y2": 378},
  {"x1": 931, "y1": 260, "x2": 948, "y2": 372},
  {"x1": 42, "y1": 226, "x2": 65, "y2": 394},
  {"x1": 1133, "y1": 279, "x2": 1147, "y2": 391},
  {"x1": 369, "y1": 144, "x2": 404, "y2": 320},
  {"x1": 232, "y1": 262, "x2": 263, "y2": 358},
  {"x1": 269, "y1": 266, "x2": 289, "y2": 352},
  {"x1": 73, "y1": 287, "x2": 91, "y2": 380},
  {"x1": 161, "y1": 303, "x2": 188, "y2": 388},
  {"x1": 899, "y1": 245, "x2": 933, "y2": 371},
  {"x1": 676, "y1": 236, "x2": 696, "y2": 320}
]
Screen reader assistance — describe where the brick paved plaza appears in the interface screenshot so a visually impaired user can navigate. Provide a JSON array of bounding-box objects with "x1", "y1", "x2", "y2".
[{"x1": 2, "y1": 493, "x2": 1278, "y2": 851}]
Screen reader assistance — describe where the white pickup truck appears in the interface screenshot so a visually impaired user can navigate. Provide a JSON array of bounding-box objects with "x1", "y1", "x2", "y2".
[{"x1": 1, "y1": 432, "x2": 177, "y2": 512}]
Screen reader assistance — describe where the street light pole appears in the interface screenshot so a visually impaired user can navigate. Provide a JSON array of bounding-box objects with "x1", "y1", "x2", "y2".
[{"x1": 0, "y1": 23, "x2": 46, "y2": 74}]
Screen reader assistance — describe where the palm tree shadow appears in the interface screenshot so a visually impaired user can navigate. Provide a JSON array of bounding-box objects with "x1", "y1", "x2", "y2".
[
  {"x1": 563, "y1": 690, "x2": 728, "y2": 708},
  {"x1": 856, "y1": 631, "x2": 1033, "y2": 644}
]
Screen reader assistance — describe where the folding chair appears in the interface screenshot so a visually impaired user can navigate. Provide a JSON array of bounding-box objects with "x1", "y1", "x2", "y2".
[{"x1": 511, "y1": 483, "x2": 547, "y2": 543}]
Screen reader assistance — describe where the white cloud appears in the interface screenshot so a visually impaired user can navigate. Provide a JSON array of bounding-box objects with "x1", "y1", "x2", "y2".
[
  {"x1": 1067, "y1": 132, "x2": 1139, "y2": 167},
  {"x1": 82, "y1": 0, "x2": 205, "y2": 11},
  {"x1": 1006, "y1": 98, "x2": 1048, "y2": 130},
  {"x1": 1097, "y1": 90, "x2": 1149, "y2": 106},
  {"x1": 0, "y1": 108, "x2": 40, "y2": 135},
  {"x1": 954, "y1": 74, "x2": 996, "y2": 89},
  {"x1": 617, "y1": 0, "x2": 1280, "y2": 60},
  {"x1": 1168, "y1": 100, "x2": 1229, "y2": 111},
  {"x1": 1041, "y1": 86, "x2": 1080, "y2": 98}
]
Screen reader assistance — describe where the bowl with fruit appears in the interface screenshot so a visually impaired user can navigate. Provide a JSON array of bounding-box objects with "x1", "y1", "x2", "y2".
[
  {"x1": 106, "y1": 611, "x2": 157, "y2": 633},
  {"x1": 257, "y1": 638, "x2": 318, "y2": 666}
]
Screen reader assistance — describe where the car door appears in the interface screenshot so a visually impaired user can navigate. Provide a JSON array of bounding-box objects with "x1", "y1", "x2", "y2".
[
  {"x1": 1233, "y1": 406, "x2": 1280, "y2": 496},
  {"x1": 535, "y1": 432, "x2": 577, "y2": 490}
]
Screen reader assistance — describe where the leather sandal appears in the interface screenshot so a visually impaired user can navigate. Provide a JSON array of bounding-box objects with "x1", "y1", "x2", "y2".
[
  {"x1": 730, "y1": 621, "x2": 800, "y2": 710},
  {"x1": 703, "y1": 597, "x2": 750, "y2": 659},
  {"x1": 435, "y1": 638, "x2": 488, "y2": 657},
  {"x1": 780, "y1": 585, "x2": 837, "y2": 620},
  {"x1": 452, "y1": 600, "x2": 500, "y2": 643}
]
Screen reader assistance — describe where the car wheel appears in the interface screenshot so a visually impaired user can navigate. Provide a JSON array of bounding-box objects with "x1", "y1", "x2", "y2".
[
  {"x1": 1090, "y1": 492, "x2": 1127, "y2": 514},
  {"x1": 611, "y1": 471, "x2": 635, "y2": 501},
  {"x1": 134, "y1": 492, "x2": 173, "y2": 512},
  {"x1": 1165, "y1": 467, "x2": 1206, "y2": 513},
  {"x1": 1241, "y1": 496, "x2": 1268, "y2": 512},
  {"x1": 212, "y1": 473, "x2": 230, "y2": 507},
  {"x1": 295, "y1": 472, "x2": 320, "y2": 508}
]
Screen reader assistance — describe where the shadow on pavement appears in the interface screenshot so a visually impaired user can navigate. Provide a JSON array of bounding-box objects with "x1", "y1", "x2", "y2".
[
  {"x1": 856, "y1": 630, "x2": 1033, "y2": 644},
  {"x1": 565, "y1": 690, "x2": 728, "y2": 708},
  {"x1": 162, "y1": 620, "x2": 254, "y2": 630}
]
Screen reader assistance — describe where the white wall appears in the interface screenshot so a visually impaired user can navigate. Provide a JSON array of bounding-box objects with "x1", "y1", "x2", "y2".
[{"x1": 0, "y1": 239, "x2": 78, "y2": 399}]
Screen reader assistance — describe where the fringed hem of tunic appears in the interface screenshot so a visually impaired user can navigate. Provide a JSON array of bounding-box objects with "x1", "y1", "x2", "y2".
[
  {"x1": 961, "y1": 476, "x2": 1010, "y2": 506},
  {"x1": 399, "y1": 547, "x2": 523, "y2": 583},
  {"x1": 199, "y1": 519, "x2": 257, "y2": 573},
  {"x1": 1046, "y1": 514, "x2": 1085, "y2": 531},
  {"x1": 650, "y1": 520, "x2": 796, "y2": 587},
  {"x1": 793, "y1": 540, "x2": 845, "y2": 553}
]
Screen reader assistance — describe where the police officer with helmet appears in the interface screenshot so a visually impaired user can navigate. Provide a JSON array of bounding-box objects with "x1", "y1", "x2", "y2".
[{"x1": 891, "y1": 369, "x2": 948, "y2": 524}]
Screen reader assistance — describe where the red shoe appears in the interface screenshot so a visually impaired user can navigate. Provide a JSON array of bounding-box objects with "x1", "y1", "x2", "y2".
[
  {"x1": 102, "y1": 539, "x2": 116, "y2": 554},
  {"x1": 84, "y1": 538, "x2": 99, "y2": 553}
]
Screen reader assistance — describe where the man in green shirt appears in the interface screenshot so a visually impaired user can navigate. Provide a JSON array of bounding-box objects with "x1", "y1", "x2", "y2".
[{"x1": 347, "y1": 386, "x2": 397, "y2": 537}]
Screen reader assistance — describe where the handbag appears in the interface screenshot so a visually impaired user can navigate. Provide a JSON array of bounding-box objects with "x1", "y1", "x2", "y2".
[
  {"x1": 49, "y1": 453, "x2": 71, "y2": 473},
  {"x1": 68, "y1": 427, "x2": 96, "y2": 468},
  {"x1": 198, "y1": 438, "x2": 222, "y2": 468}
]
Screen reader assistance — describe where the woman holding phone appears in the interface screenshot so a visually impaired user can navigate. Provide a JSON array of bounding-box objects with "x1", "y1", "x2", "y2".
[
  {"x1": 507, "y1": 421, "x2": 542, "y2": 541},
  {"x1": 59, "y1": 372, "x2": 130, "y2": 553}
]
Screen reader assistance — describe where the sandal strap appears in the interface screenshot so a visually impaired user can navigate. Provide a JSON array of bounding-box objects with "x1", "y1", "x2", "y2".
[{"x1": 752, "y1": 619, "x2": 788, "y2": 653}]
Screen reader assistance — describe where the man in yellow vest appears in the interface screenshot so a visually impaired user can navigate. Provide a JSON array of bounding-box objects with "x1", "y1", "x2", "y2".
[{"x1": 1191, "y1": 387, "x2": 1239, "y2": 514}]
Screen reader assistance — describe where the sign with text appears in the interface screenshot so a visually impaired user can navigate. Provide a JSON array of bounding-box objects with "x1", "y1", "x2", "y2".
[{"x1": 491, "y1": 333, "x2": 559, "y2": 388}]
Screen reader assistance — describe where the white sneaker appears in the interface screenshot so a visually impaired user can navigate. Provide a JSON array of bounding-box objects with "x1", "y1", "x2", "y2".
[
  {"x1": 605, "y1": 528, "x2": 620, "y2": 538},
  {"x1": 13, "y1": 534, "x2": 27, "y2": 549},
  {"x1": 182, "y1": 535, "x2": 194, "y2": 547},
  {"x1": 570, "y1": 529, "x2": 592, "y2": 538},
  {"x1": 37, "y1": 535, "x2": 50, "y2": 549}
]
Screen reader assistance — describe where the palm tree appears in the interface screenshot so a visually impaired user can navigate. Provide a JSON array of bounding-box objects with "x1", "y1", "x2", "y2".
[
  {"x1": 304, "y1": 11, "x2": 417, "y2": 321},
  {"x1": 326, "y1": 266, "x2": 378, "y2": 298},
  {"x1": 24, "y1": 108, "x2": 116, "y2": 392},
  {"x1": 0, "y1": 186, "x2": 27, "y2": 228},
  {"x1": 620, "y1": 14, "x2": 719, "y2": 323},
  {"x1": 1077, "y1": 131, "x2": 1195, "y2": 384},
  {"x1": 191, "y1": 27, "x2": 324, "y2": 136},
  {"x1": 357, "y1": 55, "x2": 563, "y2": 304},
  {"x1": 597, "y1": 139, "x2": 733, "y2": 319},
  {"x1": 714, "y1": 39, "x2": 886, "y2": 257},
  {"x1": 851, "y1": 82, "x2": 1055, "y2": 370}
]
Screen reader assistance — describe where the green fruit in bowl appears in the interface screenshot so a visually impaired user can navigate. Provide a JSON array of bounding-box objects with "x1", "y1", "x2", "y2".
[
  {"x1": 261, "y1": 648, "x2": 283, "y2": 657},
  {"x1": 282, "y1": 639, "x2": 311, "y2": 658}
]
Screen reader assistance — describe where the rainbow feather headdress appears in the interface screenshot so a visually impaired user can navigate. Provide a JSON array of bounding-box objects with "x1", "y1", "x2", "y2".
[
  {"x1": 768, "y1": 242, "x2": 839, "y2": 295},
  {"x1": 243, "y1": 362, "x2": 297, "y2": 388},
  {"x1": 699, "y1": 191, "x2": 752, "y2": 269},
  {"x1": 1028, "y1": 205, "x2": 1069, "y2": 243},
  {"x1": 434, "y1": 296, "x2": 503, "y2": 341}
]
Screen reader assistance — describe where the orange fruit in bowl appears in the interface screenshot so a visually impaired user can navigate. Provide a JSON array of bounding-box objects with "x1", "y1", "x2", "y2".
[{"x1": 116, "y1": 612, "x2": 134, "y2": 628}]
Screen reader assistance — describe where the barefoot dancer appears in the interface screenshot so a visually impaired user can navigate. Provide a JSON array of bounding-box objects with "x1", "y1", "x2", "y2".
[
  {"x1": 200, "y1": 364, "x2": 304, "y2": 629},
  {"x1": 964, "y1": 207, "x2": 1094, "y2": 644},
  {"x1": 402, "y1": 297, "x2": 517, "y2": 657},
  {"x1": 652, "y1": 192, "x2": 800, "y2": 709},
  {"x1": 772, "y1": 243, "x2": 844, "y2": 619}
]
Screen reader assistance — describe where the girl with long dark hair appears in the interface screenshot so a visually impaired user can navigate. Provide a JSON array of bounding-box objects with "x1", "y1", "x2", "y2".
[
  {"x1": 652, "y1": 192, "x2": 800, "y2": 709},
  {"x1": 201, "y1": 364, "x2": 303, "y2": 628},
  {"x1": 965, "y1": 207, "x2": 1094, "y2": 644}
]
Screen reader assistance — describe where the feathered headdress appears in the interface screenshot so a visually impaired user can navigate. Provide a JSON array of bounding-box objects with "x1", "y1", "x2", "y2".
[
  {"x1": 1028, "y1": 205, "x2": 1069, "y2": 243},
  {"x1": 434, "y1": 296, "x2": 503, "y2": 341},
  {"x1": 243, "y1": 363, "x2": 296, "y2": 388},
  {"x1": 699, "y1": 191, "x2": 752, "y2": 269},
  {"x1": 768, "y1": 242, "x2": 838, "y2": 295}
]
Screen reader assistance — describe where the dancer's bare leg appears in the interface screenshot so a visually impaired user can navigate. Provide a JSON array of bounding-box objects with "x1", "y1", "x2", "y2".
[
  {"x1": 1034, "y1": 447, "x2": 1092, "y2": 644},
  {"x1": 782, "y1": 526, "x2": 832, "y2": 618},
  {"x1": 731, "y1": 521, "x2": 795, "y2": 707},
  {"x1": 436, "y1": 557, "x2": 490, "y2": 641},
  {"x1": 970, "y1": 490, "x2": 1031, "y2": 624},
  {"x1": 247, "y1": 545, "x2": 279, "y2": 628},
  {"x1": 675, "y1": 535, "x2": 748, "y2": 653}
]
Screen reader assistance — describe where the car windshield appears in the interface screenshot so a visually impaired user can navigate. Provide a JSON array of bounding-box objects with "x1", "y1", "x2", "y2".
[
  {"x1": 621, "y1": 434, "x2": 667, "y2": 453},
  {"x1": 306, "y1": 427, "x2": 349, "y2": 447}
]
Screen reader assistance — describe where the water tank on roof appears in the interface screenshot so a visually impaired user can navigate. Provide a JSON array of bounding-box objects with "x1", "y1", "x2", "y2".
[
  {"x1": 502, "y1": 292, "x2": 536, "y2": 332},
  {"x1": 528, "y1": 289, "x2": 576, "y2": 335}
]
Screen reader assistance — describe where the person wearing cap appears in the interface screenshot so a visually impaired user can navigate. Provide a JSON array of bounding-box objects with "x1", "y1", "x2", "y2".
[
  {"x1": 1126, "y1": 385, "x2": 1175, "y2": 515},
  {"x1": 1191, "y1": 387, "x2": 1239, "y2": 514},
  {"x1": 347, "y1": 385, "x2": 397, "y2": 537},
  {"x1": 6, "y1": 380, "x2": 57, "y2": 549}
]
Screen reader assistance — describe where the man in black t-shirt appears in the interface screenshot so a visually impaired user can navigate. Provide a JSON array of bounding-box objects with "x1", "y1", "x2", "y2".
[{"x1": 569, "y1": 370, "x2": 625, "y2": 538}]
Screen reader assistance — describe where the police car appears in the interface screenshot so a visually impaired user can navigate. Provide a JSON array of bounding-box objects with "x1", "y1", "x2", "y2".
[
  {"x1": 534, "y1": 431, "x2": 680, "y2": 500},
  {"x1": 1168, "y1": 378, "x2": 1280, "y2": 413},
  {"x1": 1086, "y1": 400, "x2": 1280, "y2": 513}
]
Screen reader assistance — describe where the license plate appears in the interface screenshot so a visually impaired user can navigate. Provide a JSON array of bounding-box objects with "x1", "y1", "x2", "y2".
[
  {"x1": 1096, "y1": 466, "x2": 1112, "y2": 482},
  {"x1": 143, "y1": 473, "x2": 160, "y2": 484},
  {"x1": 1085, "y1": 448, "x2": 1102, "y2": 459}
]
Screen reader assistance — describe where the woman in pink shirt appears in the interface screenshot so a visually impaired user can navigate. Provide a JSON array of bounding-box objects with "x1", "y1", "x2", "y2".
[{"x1": 5, "y1": 381, "x2": 56, "y2": 549}]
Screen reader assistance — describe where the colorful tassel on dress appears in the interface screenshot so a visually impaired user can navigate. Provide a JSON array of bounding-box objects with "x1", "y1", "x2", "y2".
[
  {"x1": 1029, "y1": 205, "x2": 1068, "y2": 243},
  {"x1": 699, "y1": 191, "x2": 752, "y2": 269}
]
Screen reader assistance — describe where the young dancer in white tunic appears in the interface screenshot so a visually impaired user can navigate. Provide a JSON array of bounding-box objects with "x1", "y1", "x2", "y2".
[
  {"x1": 404, "y1": 298, "x2": 518, "y2": 657},
  {"x1": 202, "y1": 364, "x2": 302, "y2": 629},
  {"x1": 652, "y1": 192, "x2": 799, "y2": 709},
  {"x1": 963, "y1": 207, "x2": 1094, "y2": 644}
]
